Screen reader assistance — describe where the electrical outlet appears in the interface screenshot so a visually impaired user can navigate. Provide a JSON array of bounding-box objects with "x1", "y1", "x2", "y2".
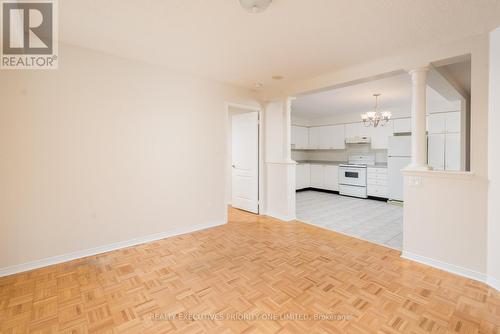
[{"x1": 409, "y1": 176, "x2": 422, "y2": 187}]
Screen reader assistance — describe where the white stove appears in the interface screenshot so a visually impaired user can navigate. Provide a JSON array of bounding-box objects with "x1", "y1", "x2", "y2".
[{"x1": 338, "y1": 155, "x2": 375, "y2": 198}]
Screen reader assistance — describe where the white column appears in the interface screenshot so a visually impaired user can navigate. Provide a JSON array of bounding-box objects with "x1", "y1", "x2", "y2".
[
  {"x1": 282, "y1": 97, "x2": 294, "y2": 162},
  {"x1": 409, "y1": 66, "x2": 430, "y2": 170}
]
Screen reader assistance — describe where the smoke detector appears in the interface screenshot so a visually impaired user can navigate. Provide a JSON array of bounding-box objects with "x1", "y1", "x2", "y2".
[{"x1": 239, "y1": 0, "x2": 272, "y2": 13}]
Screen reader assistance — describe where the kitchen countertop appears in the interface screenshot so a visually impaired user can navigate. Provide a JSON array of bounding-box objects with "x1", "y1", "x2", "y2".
[
  {"x1": 295, "y1": 160, "x2": 388, "y2": 167},
  {"x1": 295, "y1": 160, "x2": 346, "y2": 166}
]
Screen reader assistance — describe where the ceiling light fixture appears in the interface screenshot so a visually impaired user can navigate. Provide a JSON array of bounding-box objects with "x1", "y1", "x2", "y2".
[
  {"x1": 239, "y1": 0, "x2": 272, "y2": 13},
  {"x1": 361, "y1": 94, "x2": 392, "y2": 127},
  {"x1": 253, "y1": 83, "x2": 263, "y2": 89}
]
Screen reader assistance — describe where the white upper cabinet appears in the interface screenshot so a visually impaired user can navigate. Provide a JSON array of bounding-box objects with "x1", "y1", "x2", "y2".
[
  {"x1": 308, "y1": 127, "x2": 321, "y2": 149},
  {"x1": 393, "y1": 118, "x2": 412, "y2": 133},
  {"x1": 345, "y1": 122, "x2": 370, "y2": 138},
  {"x1": 358, "y1": 123, "x2": 371, "y2": 137},
  {"x1": 370, "y1": 120, "x2": 394, "y2": 149},
  {"x1": 321, "y1": 125, "x2": 345, "y2": 149},
  {"x1": 306, "y1": 125, "x2": 345, "y2": 149},
  {"x1": 291, "y1": 125, "x2": 309, "y2": 149},
  {"x1": 345, "y1": 123, "x2": 360, "y2": 138}
]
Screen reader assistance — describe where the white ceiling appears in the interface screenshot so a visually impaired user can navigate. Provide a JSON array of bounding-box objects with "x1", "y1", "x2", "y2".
[
  {"x1": 59, "y1": 0, "x2": 500, "y2": 90},
  {"x1": 291, "y1": 73, "x2": 452, "y2": 119}
]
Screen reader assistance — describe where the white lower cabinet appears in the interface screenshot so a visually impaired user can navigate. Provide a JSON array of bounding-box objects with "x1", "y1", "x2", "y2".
[
  {"x1": 324, "y1": 165, "x2": 339, "y2": 191},
  {"x1": 367, "y1": 167, "x2": 388, "y2": 198},
  {"x1": 310, "y1": 165, "x2": 324, "y2": 188},
  {"x1": 296, "y1": 164, "x2": 339, "y2": 191},
  {"x1": 295, "y1": 164, "x2": 310, "y2": 190}
]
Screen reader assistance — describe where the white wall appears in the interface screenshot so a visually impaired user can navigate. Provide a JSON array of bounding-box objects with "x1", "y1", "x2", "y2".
[
  {"x1": 0, "y1": 44, "x2": 256, "y2": 271},
  {"x1": 488, "y1": 27, "x2": 500, "y2": 289}
]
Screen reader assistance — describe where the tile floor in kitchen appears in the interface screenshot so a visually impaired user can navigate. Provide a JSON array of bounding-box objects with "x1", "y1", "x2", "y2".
[{"x1": 296, "y1": 190, "x2": 403, "y2": 250}]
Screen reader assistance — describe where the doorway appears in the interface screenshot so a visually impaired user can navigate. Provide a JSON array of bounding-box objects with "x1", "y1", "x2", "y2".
[{"x1": 227, "y1": 104, "x2": 260, "y2": 214}]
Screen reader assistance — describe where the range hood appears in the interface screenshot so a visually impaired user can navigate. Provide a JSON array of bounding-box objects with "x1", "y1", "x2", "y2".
[{"x1": 345, "y1": 136, "x2": 371, "y2": 144}]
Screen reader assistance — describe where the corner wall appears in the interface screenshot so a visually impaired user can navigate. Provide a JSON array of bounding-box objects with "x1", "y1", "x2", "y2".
[
  {"x1": 488, "y1": 27, "x2": 500, "y2": 289},
  {"x1": 0, "y1": 44, "x2": 256, "y2": 273}
]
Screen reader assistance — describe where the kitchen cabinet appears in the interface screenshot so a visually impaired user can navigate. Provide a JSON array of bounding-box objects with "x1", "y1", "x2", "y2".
[
  {"x1": 445, "y1": 112, "x2": 461, "y2": 133},
  {"x1": 428, "y1": 134, "x2": 446, "y2": 170},
  {"x1": 393, "y1": 118, "x2": 411, "y2": 133},
  {"x1": 324, "y1": 165, "x2": 339, "y2": 191},
  {"x1": 445, "y1": 133, "x2": 461, "y2": 171},
  {"x1": 427, "y1": 111, "x2": 461, "y2": 134},
  {"x1": 296, "y1": 164, "x2": 310, "y2": 190},
  {"x1": 426, "y1": 111, "x2": 462, "y2": 171},
  {"x1": 297, "y1": 163, "x2": 340, "y2": 190},
  {"x1": 427, "y1": 114, "x2": 446, "y2": 134},
  {"x1": 321, "y1": 125, "x2": 345, "y2": 149},
  {"x1": 310, "y1": 165, "x2": 324, "y2": 188},
  {"x1": 308, "y1": 127, "x2": 321, "y2": 149},
  {"x1": 345, "y1": 123, "x2": 360, "y2": 138},
  {"x1": 345, "y1": 122, "x2": 370, "y2": 138},
  {"x1": 370, "y1": 120, "x2": 393, "y2": 149},
  {"x1": 358, "y1": 123, "x2": 371, "y2": 138},
  {"x1": 306, "y1": 125, "x2": 345, "y2": 150},
  {"x1": 367, "y1": 167, "x2": 388, "y2": 198},
  {"x1": 291, "y1": 126, "x2": 309, "y2": 149}
]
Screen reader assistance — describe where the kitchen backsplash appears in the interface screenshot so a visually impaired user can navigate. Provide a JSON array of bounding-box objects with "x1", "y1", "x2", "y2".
[{"x1": 291, "y1": 144, "x2": 388, "y2": 163}]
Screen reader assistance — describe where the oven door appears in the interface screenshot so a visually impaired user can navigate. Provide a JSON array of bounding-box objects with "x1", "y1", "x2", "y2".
[{"x1": 339, "y1": 167, "x2": 366, "y2": 187}]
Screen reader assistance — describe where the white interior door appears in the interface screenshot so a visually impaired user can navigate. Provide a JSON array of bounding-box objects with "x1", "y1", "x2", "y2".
[{"x1": 231, "y1": 111, "x2": 259, "y2": 213}]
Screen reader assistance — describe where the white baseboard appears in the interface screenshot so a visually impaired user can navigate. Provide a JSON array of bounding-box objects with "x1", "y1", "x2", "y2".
[
  {"x1": 265, "y1": 211, "x2": 296, "y2": 222},
  {"x1": 401, "y1": 251, "x2": 487, "y2": 283},
  {"x1": 0, "y1": 221, "x2": 224, "y2": 278},
  {"x1": 488, "y1": 275, "x2": 500, "y2": 291}
]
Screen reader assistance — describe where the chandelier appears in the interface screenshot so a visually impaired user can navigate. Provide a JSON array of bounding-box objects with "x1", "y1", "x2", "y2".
[
  {"x1": 361, "y1": 94, "x2": 392, "y2": 127},
  {"x1": 239, "y1": 0, "x2": 272, "y2": 13}
]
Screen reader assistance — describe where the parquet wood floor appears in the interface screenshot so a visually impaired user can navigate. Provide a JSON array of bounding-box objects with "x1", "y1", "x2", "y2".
[{"x1": 1, "y1": 207, "x2": 499, "y2": 333}]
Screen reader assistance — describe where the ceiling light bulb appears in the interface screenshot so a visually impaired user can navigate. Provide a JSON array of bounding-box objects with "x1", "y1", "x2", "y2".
[{"x1": 239, "y1": 0, "x2": 272, "y2": 13}]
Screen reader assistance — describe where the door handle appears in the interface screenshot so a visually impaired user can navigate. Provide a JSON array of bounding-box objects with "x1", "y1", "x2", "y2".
[{"x1": 232, "y1": 165, "x2": 236, "y2": 168}]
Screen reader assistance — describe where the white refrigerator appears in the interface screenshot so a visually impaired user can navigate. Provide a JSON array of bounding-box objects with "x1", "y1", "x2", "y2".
[{"x1": 388, "y1": 135, "x2": 411, "y2": 201}]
